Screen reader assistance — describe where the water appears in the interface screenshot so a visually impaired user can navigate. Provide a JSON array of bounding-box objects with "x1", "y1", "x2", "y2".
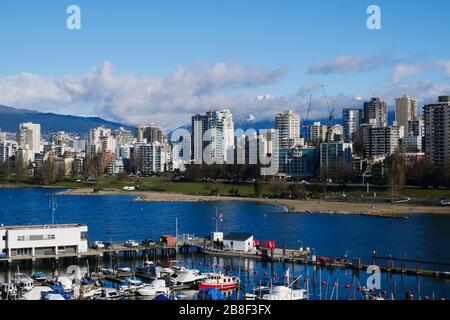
[{"x1": 1, "y1": 187, "x2": 449, "y2": 300}]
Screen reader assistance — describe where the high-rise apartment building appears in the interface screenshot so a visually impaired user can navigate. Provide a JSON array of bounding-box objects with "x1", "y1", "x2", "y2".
[
  {"x1": 423, "y1": 96, "x2": 450, "y2": 167},
  {"x1": 363, "y1": 125, "x2": 400, "y2": 158},
  {"x1": 275, "y1": 110, "x2": 300, "y2": 148},
  {"x1": 395, "y1": 95, "x2": 417, "y2": 131},
  {"x1": 342, "y1": 108, "x2": 361, "y2": 143},
  {"x1": 16, "y1": 122, "x2": 41, "y2": 162},
  {"x1": 363, "y1": 97, "x2": 387, "y2": 128},
  {"x1": 191, "y1": 109, "x2": 234, "y2": 164},
  {"x1": 137, "y1": 125, "x2": 165, "y2": 144}
]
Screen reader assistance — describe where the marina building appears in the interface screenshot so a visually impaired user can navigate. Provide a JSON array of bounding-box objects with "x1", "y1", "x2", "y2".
[
  {"x1": 223, "y1": 232, "x2": 254, "y2": 252},
  {"x1": 0, "y1": 224, "x2": 88, "y2": 258}
]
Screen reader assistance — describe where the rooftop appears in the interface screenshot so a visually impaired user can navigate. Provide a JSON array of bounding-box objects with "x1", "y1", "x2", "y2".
[
  {"x1": 0, "y1": 224, "x2": 86, "y2": 231},
  {"x1": 224, "y1": 232, "x2": 253, "y2": 241}
]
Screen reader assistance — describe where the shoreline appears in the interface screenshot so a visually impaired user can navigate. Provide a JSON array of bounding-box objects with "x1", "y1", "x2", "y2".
[{"x1": 59, "y1": 188, "x2": 450, "y2": 217}]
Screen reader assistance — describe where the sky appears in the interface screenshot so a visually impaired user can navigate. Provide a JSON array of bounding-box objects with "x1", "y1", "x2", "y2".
[{"x1": 0, "y1": 0, "x2": 449, "y2": 129}]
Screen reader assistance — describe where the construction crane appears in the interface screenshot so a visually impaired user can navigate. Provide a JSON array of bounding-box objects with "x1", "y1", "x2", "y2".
[{"x1": 321, "y1": 84, "x2": 335, "y2": 127}]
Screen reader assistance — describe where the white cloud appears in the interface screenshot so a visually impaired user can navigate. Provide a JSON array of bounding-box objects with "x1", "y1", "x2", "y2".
[
  {"x1": 308, "y1": 54, "x2": 398, "y2": 74},
  {"x1": 0, "y1": 59, "x2": 449, "y2": 129},
  {"x1": 0, "y1": 61, "x2": 288, "y2": 129},
  {"x1": 390, "y1": 64, "x2": 424, "y2": 82}
]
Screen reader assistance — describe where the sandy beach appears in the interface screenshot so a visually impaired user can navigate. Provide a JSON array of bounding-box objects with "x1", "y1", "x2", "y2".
[{"x1": 61, "y1": 188, "x2": 450, "y2": 217}]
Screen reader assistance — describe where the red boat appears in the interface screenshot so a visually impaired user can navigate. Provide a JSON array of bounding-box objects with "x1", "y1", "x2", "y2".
[{"x1": 198, "y1": 273, "x2": 240, "y2": 291}]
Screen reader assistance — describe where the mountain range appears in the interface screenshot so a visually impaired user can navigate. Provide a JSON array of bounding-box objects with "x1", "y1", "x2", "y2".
[
  {"x1": 0, "y1": 105, "x2": 133, "y2": 135},
  {"x1": 0, "y1": 104, "x2": 396, "y2": 136}
]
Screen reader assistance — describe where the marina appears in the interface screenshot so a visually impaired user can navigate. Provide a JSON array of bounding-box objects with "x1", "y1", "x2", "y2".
[{"x1": 1, "y1": 188, "x2": 450, "y2": 300}]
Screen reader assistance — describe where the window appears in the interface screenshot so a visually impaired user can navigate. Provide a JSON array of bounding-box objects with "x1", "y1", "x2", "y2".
[{"x1": 81, "y1": 231, "x2": 88, "y2": 240}]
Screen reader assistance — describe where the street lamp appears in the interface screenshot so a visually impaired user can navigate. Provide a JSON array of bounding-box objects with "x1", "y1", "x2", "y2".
[{"x1": 297, "y1": 240, "x2": 303, "y2": 251}]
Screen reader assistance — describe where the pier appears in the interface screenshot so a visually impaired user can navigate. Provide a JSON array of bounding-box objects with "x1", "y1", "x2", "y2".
[{"x1": 1, "y1": 237, "x2": 449, "y2": 281}]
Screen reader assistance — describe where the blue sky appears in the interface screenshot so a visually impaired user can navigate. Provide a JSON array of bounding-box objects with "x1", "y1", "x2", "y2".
[{"x1": 0, "y1": 0, "x2": 449, "y2": 128}]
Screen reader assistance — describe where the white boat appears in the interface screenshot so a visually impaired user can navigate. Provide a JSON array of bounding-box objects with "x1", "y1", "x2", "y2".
[
  {"x1": 261, "y1": 285, "x2": 307, "y2": 300},
  {"x1": 44, "y1": 293, "x2": 66, "y2": 300},
  {"x1": 170, "y1": 268, "x2": 206, "y2": 286},
  {"x1": 118, "y1": 267, "x2": 132, "y2": 273},
  {"x1": 16, "y1": 275, "x2": 34, "y2": 292},
  {"x1": 22, "y1": 286, "x2": 53, "y2": 300},
  {"x1": 93, "y1": 288, "x2": 125, "y2": 300},
  {"x1": 137, "y1": 279, "x2": 171, "y2": 297},
  {"x1": 120, "y1": 278, "x2": 144, "y2": 292}
]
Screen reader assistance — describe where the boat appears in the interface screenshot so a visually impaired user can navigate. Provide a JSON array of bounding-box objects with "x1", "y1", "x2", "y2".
[
  {"x1": 261, "y1": 285, "x2": 307, "y2": 300},
  {"x1": 16, "y1": 274, "x2": 34, "y2": 292},
  {"x1": 198, "y1": 273, "x2": 240, "y2": 291},
  {"x1": 118, "y1": 266, "x2": 132, "y2": 273},
  {"x1": 31, "y1": 272, "x2": 47, "y2": 282},
  {"x1": 0, "y1": 282, "x2": 19, "y2": 300},
  {"x1": 22, "y1": 286, "x2": 53, "y2": 300},
  {"x1": 91, "y1": 288, "x2": 125, "y2": 300},
  {"x1": 137, "y1": 279, "x2": 171, "y2": 298},
  {"x1": 245, "y1": 279, "x2": 272, "y2": 300},
  {"x1": 170, "y1": 268, "x2": 207, "y2": 286},
  {"x1": 119, "y1": 278, "x2": 144, "y2": 293}
]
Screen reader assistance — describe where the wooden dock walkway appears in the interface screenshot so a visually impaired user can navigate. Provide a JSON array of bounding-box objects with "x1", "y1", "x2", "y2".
[{"x1": 1, "y1": 238, "x2": 449, "y2": 280}]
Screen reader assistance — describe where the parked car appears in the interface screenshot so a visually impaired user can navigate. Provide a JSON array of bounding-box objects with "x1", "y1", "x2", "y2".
[
  {"x1": 124, "y1": 240, "x2": 139, "y2": 247},
  {"x1": 142, "y1": 239, "x2": 156, "y2": 246},
  {"x1": 92, "y1": 241, "x2": 105, "y2": 249}
]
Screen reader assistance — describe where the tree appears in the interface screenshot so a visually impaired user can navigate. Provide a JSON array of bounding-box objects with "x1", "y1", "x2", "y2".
[
  {"x1": 117, "y1": 171, "x2": 129, "y2": 182},
  {"x1": 385, "y1": 151, "x2": 406, "y2": 195},
  {"x1": 335, "y1": 161, "x2": 358, "y2": 190},
  {"x1": 41, "y1": 157, "x2": 58, "y2": 185},
  {"x1": 253, "y1": 178, "x2": 262, "y2": 197},
  {"x1": 267, "y1": 179, "x2": 289, "y2": 198},
  {"x1": 407, "y1": 158, "x2": 435, "y2": 187},
  {"x1": 0, "y1": 159, "x2": 11, "y2": 181},
  {"x1": 82, "y1": 156, "x2": 97, "y2": 181},
  {"x1": 289, "y1": 183, "x2": 307, "y2": 200},
  {"x1": 435, "y1": 160, "x2": 450, "y2": 188},
  {"x1": 14, "y1": 154, "x2": 27, "y2": 182}
]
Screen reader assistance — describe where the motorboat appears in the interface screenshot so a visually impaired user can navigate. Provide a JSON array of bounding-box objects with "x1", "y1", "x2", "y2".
[
  {"x1": 261, "y1": 285, "x2": 307, "y2": 300},
  {"x1": 120, "y1": 278, "x2": 144, "y2": 293},
  {"x1": 31, "y1": 272, "x2": 47, "y2": 282},
  {"x1": 17, "y1": 274, "x2": 34, "y2": 292},
  {"x1": 245, "y1": 280, "x2": 272, "y2": 300},
  {"x1": 92, "y1": 288, "x2": 125, "y2": 300},
  {"x1": 137, "y1": 279, "x2": 171, "y2": 298},
  {"x1": 198, "y1": 273, "x2": 240, "y2": 291},
  {"x1": 170, "y1": 268, "x2": 206, "y2": 286},
  {"x1": 0, "y1": 282, "x2": 19, "y2": 300},
  {"x1": 22, "y1": 286, "x2": 53, "y2": 300}
]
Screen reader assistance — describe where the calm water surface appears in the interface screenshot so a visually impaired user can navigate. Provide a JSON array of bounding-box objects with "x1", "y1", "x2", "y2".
[{"x1": 0, "y1": 188, "x2": 449, "y2": 300}]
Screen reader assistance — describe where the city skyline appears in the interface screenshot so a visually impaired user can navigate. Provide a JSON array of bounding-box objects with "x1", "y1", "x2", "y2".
[{"x1": 0, "y1": 1, "x2": 449, "y2": 129}]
